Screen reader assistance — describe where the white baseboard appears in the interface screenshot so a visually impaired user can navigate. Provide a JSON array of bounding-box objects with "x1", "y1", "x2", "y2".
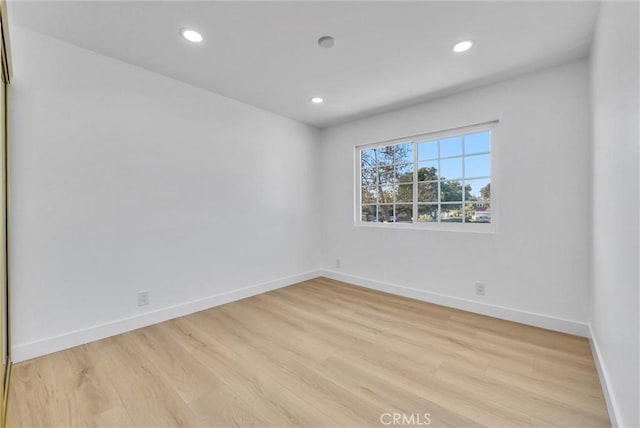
[
  {"x1": 13, "y1": 269, "x2": 614, "y2": 425},
  {"x1": 13, "y1": 269, "x2": 591, "y2": 362},
  {"x1": 319, "y1": 270, "x2": 590, "y2": 337},
  {"x1": 589, "y1": 324, "x2": 619, "y2": 427},
  {"x1": 11, "y1": 270, "x2": 322, "y2": 363}
]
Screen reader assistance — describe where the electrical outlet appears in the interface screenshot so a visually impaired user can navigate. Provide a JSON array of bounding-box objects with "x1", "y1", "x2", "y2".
[
  {"x1": 137, "y1": 291, "x2": 149, "y2": 306},
  {"x1": 475, "y1": 282, "x2": 486, "y2": 296},
  {"x1": 335, "y1": 259, "x2": 341, "y2": 269}
]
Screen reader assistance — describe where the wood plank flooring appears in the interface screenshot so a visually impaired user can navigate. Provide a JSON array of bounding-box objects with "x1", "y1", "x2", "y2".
[{"x1": 6, "y1": 277, "x2": 610, "y2": 427}]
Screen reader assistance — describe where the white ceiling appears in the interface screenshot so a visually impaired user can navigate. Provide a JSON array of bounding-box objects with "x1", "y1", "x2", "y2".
[{"x1": 9, "y1": 1, "x2": 599, "y2": 128}]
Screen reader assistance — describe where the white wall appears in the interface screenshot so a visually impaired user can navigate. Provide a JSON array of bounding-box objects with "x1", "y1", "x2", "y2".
[
  {"x1": 9, "y1": 26, "x2": 321, "y2": 361},
  {"x1": 589, "y1": 2, "x2": 640, "y2": 426},
  {"x1": 320, "y1": 60, "x2": 592, "y2": 333}
]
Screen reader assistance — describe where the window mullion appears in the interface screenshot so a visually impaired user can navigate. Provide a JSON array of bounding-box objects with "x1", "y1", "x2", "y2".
[
  {"x1": 413, "y1": 141, "x2": 418, "y2": 223},
  {"x1": 391, "y1": 150, "x2": 396, "y2": 223},
  {"x1": 462, "y1": 135, "x2": 466, "y2": 223},
  {"x1": 437, "y1": 139, "x2": 441, "y2": 222},
  {"x1": 375, "y1": 149, "x2": 380, "y2": 222}
]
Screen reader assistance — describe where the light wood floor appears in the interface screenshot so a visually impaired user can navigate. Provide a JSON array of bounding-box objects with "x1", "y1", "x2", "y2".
[{"x1": 7, "y1": 277, "x2": 609, "y2": 427}]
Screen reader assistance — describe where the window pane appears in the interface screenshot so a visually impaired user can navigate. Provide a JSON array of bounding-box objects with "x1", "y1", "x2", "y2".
[
  {"x1": 440, "y1": 157, "x2": 462, "y2": 180},
  {"x1": 441, "y1": 203, "x2": 463, "y2": 222},
  {"x1": 361, "y1": 148, "x2": 376, "y2": 170},
  {"x1": 440, "y1": 136, "x2": 462, "y2": 157},
  {"x1": 361, "y1": 205, "x2": 377, "y2": 222},
  {"x1": 379, "y1": 185, "x2": 394, "y2": 204},
  {"x1": 441, "y1": 180, "x2": 463, "y2": 202},
  {"x1": 418, "y1": 182, "x2": 438, "y2": 203},
  {"x1": 466, "y1": 202, "x2": 491, "y2": 223},
  {"x1": 418, "y1": 204, "x2": 438, "y2": 222},
  {"x1": 376, "y1": 145, "x2": 395, "y2": 165},
  {"x1": 466, "y1": 178, "x2": 490, "y2": 202},
  {"x1": 465, "y1": 131, "x2": 490, "y2": 154},
  {"x1": 465, "y1": 154, "x2": 490, "y2": 178},
  {"x1": 417, "y1": 161, "x2": 438, "y2": 181},
  {"x1": 378, "y1": 165, "x2": 395, "y2": 184},
  {"x1": 361, "y1": 186, "x2": 378, "y2": 204},
  {"x1": 396, "y1": 183, "x2": 413, "y2": 203},
  {"x1": 395, "y1": 143, "x2": 413, "y2": 164},
  {"x1": 418, "y1": 140, "x2": 438, "y2": 160},
  {"x1": 464, "y1": 202, "x2": 475, "y2": 223},
  {"x1": 396, "y1": 163, "x2": 413, "y2": 182},
  {"x1": 395, "y1": 205, "x2": 413, "y2": 223},
  {"x1": 361, "y1": 167, "x2": 377, "y2": 185},
  {"x1": 378, "y1": 205, "x2": 394, "y2": 222}
]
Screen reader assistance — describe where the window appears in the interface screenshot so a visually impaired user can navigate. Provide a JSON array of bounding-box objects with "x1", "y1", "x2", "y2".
[{"x1": 357, "y1": 123, "x2": 494, "y2": 230}]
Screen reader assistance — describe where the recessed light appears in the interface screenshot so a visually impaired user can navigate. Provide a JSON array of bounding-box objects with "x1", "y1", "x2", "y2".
[
  {"x1": 311, "y1": 97, "x2": 324, "y2": 104},
  {"x1": 318, "y1": 36, "x2": 335, "y2": 49},
  {"x1": 180, "y1": 28, "x2": 203, "y2": 43},
  {"x1": 453, "y1": 40, "x2": 473, "y2": 53}
]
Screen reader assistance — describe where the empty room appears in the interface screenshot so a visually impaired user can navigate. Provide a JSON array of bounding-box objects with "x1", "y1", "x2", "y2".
[{"x1": 0, "y1": 0, "x2": 637, "y2": 427}]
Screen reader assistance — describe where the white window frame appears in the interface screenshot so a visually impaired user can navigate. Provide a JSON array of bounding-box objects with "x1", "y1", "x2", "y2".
[{"x1": 355, "y1": 121, "x2": 498, "y2": 234}]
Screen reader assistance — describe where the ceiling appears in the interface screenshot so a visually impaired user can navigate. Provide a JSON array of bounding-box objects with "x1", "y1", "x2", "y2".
[{"x1": 9, "y1": 1, "x2": 599, "y2": 128}]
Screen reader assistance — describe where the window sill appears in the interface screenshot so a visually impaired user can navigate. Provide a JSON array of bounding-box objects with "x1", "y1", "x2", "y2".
[{"x1": 354, "y1": 221, "x2": 496, "y2": 234}]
